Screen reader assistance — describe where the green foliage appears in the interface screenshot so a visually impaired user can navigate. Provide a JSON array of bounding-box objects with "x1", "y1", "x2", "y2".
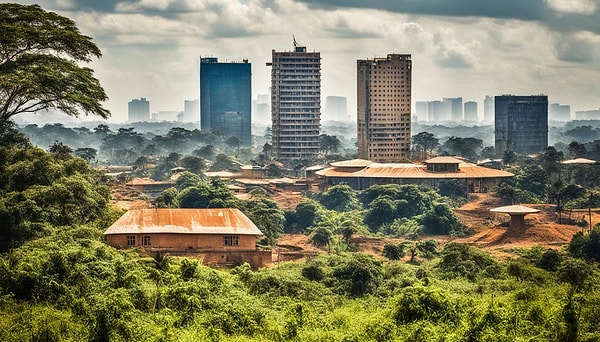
[
  {"x1": 437, "y1": 243, "x2": 500, "y2": 281},
  {"x1": 383, "y1": 243, "x2": 405, "y2": 260},
  {"x1": 0, "y1": 143, "x2": 111, "y2": 251},
  {"x1": 419, "y1": 202, "x2": 469, "y2": 236},
  {"x1": 284, "y1": 199, "x2": 324, "y2": 233},
  {"x1": 176, "y1": 178, "x2": 237, "y2": 209},
  {"x1": 567, "y1": 227, "x2": 600, "y2": 262},
  {"x1": 391, "y1": 286, "x2": 458, "y2": 324},
  {"x1": 318, "y1": 183, "x2": 362, "y2": 212},
  {"x1": 238, "y1": 196, "x2": 285, "y2": 245},
  {"x1": 0, "y1": 4, "x2": 110, "y2": 124}
]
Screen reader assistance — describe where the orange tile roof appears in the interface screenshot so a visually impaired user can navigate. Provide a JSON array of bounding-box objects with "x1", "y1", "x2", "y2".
[
  {"x1": 104, "y1": 208, "x2": 263, "y2": 236},
  {"x1": 316, "y1": 160, "x2": 513, "y2": 179},
  {"x1": 330, "y1": 159, "x2": 373, "y2": 167},
  {"x1": 425, "y1": 156, "x2": 464, "y2": 164},
  {"x1": 126, "y1": 177, "x2": 172, "y2": 186}
]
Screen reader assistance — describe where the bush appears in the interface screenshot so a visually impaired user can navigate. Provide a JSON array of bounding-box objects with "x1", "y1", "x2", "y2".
[
  {"x1": 391, "y1": 286, "x2": 458, "y2": 324},
  {"x1": 437, "y1": 243, "x2": 498, "y2": 281}
]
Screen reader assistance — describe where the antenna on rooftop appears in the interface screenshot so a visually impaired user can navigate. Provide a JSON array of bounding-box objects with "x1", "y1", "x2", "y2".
[{"x1": 293, "y1": 35, "x2": 298, "y2": 47}]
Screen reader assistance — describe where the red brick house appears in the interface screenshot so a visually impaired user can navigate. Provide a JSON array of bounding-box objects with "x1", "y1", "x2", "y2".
[{"x1": 104, "y1": 208, "x2": 271, "y2": 267}]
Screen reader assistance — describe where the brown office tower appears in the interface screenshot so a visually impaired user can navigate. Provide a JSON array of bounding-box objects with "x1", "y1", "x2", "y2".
[
  {"x1": 268, "y1": 43, "x2": 321, "y2": 162},
  {"x1": 357, "y1": 54, "x2": 412, "y2": 162}
]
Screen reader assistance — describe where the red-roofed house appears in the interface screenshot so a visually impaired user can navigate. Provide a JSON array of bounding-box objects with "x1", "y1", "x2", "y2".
[{"x1": 104, "y1": 208, "x2": 271, "y2": 267}]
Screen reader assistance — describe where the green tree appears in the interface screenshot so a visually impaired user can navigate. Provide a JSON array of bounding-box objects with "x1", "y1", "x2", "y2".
[
  {"x1": 239, "y1": 197, "x2": 285, "y2": 245},
  {"x1": 441, "y1": 136, "x2": 483, "y2": 162},
  {"x1": 568, "y1": 141, "x2": 587, "y2": 159},
  {"x1": 0, "y1": 4, "x2": 109, "y2": 125},
  {"x1": 309, "y1": 226, "x2": 334, "y2": 253},
  {"x1": 73, "y1": 147, "x2": 97, "y2": 163},
  {"x1": 412, "y1": 132, "x2": 439, "y2": 160},
  {"x1": 319, "y1": 183, "x2": 361, "y2": 212}
]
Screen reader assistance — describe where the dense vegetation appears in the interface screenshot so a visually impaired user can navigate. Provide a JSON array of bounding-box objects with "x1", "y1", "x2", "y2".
[
  {"x1": 2, "y1": 122, "x2": 600, "y2": 341},
  {"x1": 3, "y1": 4, "x2": 600, "y2": 340}
]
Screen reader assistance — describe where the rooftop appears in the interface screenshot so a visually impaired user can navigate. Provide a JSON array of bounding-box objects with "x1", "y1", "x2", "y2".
[{"x1": 104, "y1": 208, "x2": 263, "y2": 236}]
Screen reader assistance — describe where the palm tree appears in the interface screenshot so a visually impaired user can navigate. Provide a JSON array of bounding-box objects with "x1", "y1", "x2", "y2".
[{"x1": 309, "y1": 226, "x2": 334, "y2": 253}]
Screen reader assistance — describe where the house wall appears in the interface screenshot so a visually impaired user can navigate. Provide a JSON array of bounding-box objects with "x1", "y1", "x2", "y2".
[{"x1": 106, "y1": 233, "x2": 258, "y2": 250}]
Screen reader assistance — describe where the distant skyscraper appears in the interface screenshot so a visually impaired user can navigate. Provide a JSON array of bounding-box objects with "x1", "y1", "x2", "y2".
[
  {"x1": 548, "y1": 103, "x2": 571, "y2": 122},
  {"x1": 128, "y1": 97, "x2": 150, "y2": 122},
  {"x1": 575, "y1": 109, "x2": 600, "y2": 120},
  {"x1": 183, "y1": 99, "x2": 199, "y2": 123},
  {"x1": 484, "y1": 96, "x2": 495, "y2": 123},
  {"x1": 444, "y1": 97, "x2": 463, "y2": 122},
  {"x1": 464, "y1": 101, "x2": 478, "y2": 122},
  {"x1": 495, "y1": 95, "x2": 548, "y2": 155},
  {"x1": 324, "y1": 96, "x2": 348, "y2": 121},
  {"x1": 200, "y1": 56, "x2": 251, "y2": 145},
  {"x1": 252, "y1": 94, "x2": 270, "y2": 125},
  {"x1": 415, "y1": 101, "x2": 428, "y2": 122},
  {"x1": 357, "y1": 54, "x2": 412, "y2": 162},
  {"x1": 268, "y1": 42, "x2": 321, "y2": 161}
]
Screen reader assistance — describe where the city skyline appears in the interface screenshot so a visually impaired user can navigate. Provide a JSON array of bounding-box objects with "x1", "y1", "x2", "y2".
[{"x1": 10, "y1": 0, "x2": 600, "y2": 123}]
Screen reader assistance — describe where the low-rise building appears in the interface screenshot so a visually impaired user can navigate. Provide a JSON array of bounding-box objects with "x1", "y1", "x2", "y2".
[
  {"x1": 104, "y1": 208, "x2": 271, "y2": 268},
  {"x1": 316, "y1": 157, "x2": 513, "y2": 192}
]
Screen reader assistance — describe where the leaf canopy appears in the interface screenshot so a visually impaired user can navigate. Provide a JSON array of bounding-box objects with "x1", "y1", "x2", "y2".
[{"x1": 0, "y1": 4, "x2": 109, "y2": 124}]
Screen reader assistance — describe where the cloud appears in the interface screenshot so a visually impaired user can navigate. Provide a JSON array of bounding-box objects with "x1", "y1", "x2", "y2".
[
  {"x1": 545, "y1": 0, "x2": 597, "y2": 15},
  {"x1": 432, "y1": 27, "x2": 479, "y2": 68},
  {"x1": 554, "y1": 31, "x2": 600, "y2": 62}
]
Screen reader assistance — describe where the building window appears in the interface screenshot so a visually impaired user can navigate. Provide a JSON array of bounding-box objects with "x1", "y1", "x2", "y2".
[
  {"x1": 127, "y1": 235, "x2": 136, "y2": 246},
  {"x1": 224, "y1": 235, "x2": 239, "y2": 246},
  {"x1": 142, "y1": 235, "x2": 151, "y2": 246}
]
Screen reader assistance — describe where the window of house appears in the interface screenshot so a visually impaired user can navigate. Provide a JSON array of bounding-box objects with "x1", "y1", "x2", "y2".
[
  {"x1": 224, "y1": 235, "x2": 239, "y2": 246},
  {"x1": 142, "y1": 235, "x2": 151, "y2": 246},
  {"x1": 127, "y1": 235, "x2": 136, "y2": 246}
]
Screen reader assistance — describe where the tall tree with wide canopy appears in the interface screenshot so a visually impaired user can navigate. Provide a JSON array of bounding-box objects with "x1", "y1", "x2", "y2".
[{"x1": 0, "y1": 4, "x2": 109, "y2": 125}]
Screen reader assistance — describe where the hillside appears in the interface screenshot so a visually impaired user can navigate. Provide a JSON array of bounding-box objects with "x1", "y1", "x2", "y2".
[{"x1": 276, "y1": 192, "x2": 590, "y2": 261}]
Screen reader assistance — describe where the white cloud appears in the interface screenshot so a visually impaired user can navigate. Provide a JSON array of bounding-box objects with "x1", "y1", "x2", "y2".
[{"x1": 546, "y1": 0, "x2": 598, "y2": 15}]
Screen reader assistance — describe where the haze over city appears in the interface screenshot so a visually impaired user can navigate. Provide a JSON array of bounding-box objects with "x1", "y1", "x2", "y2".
[{"x1": 11, "y1": 0, "x2": 600, "y2": 123}]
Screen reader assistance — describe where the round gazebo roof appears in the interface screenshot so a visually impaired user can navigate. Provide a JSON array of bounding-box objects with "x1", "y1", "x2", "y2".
[{"x1": 490, "y1": 205, "x2": 540, "y2": 215}]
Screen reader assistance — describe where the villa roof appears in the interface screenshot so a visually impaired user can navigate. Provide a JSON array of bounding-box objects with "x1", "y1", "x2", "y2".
[
  {"x1": 329, "y1": 159, "x2": 373, "y2": 167},
  {"x1": 424, "y1": 156, "x2": 463, "y2": 164},
  {"x1": 104, "y1": 208, "x2": 263, "y2": 236},
  {"x1": 316, "y1": 160, "x2": 513, "y2": 179}
]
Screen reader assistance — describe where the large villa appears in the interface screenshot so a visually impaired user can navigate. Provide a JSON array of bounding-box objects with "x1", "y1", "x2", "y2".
[{"x1": 316, "y1": 156, "x2": 514, "y2": 192}]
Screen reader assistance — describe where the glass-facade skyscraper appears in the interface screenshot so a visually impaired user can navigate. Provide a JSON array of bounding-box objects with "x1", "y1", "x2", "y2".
[
  {"x1": 494, "y1": 95, "x2": 548, "y2": 155},
  {"x1": 199, "y1": 57, "x2": 251, "y2": 146}
]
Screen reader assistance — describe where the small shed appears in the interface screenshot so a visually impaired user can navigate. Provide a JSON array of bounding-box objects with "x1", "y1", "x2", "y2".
[
  {"x1": 104, "y1": 208, "x2": 271, "y2": 267},
  {"x1": 490, "y1": 205, "x2": 540, "y2": 229}
]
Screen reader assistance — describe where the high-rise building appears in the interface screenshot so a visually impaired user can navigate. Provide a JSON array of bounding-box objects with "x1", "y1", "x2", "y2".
[
  {"x1": 464, "y1": 101, "x2": 478, "y2": 122},
  {"x1": 548, "y1": 103, "x2": 571, "y2": 122},
  {"x1": 415, "y1": 101, "x2": 428, "y2": 122},
  {"x1": 484, "y1": 96, "x2": 495, "y2": 123},
  {"x1": 183, "y1": 99, "x2": 199, "y2": 123},
  {"x1": 128, "y1": 97, "x2": 150, "y2": 122},
  {"x1": 444, "y1": 97, "x2": 463, "y2": 122},
  {"x1": 575, "y1": 109, "x2": 600, "y2": 120},
  {"x1": 495, "y1": 95, "x2": 548, "y2": 155},
  {"x1": 200, "y1": 56, "x2": 251, "y2": 145},
  {"x1": 324, "y1": 96, "x2": 348, "y2": 122},
  {"x1": 357, "y1": 54, "x2": 412, "y2": 162},
  {"x1": 268, "y1": 43, "x2": 321, "y2": 161}
]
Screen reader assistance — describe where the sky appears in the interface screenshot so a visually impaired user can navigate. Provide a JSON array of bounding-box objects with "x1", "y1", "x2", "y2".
[{"x1": 11, "y1": 0, "x2": 600, "y2": 123}]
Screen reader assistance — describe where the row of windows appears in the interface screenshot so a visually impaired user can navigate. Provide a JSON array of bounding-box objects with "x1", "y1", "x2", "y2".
[{"x1": 126, "y1": 235, "x2": 241, "y2": 247}]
